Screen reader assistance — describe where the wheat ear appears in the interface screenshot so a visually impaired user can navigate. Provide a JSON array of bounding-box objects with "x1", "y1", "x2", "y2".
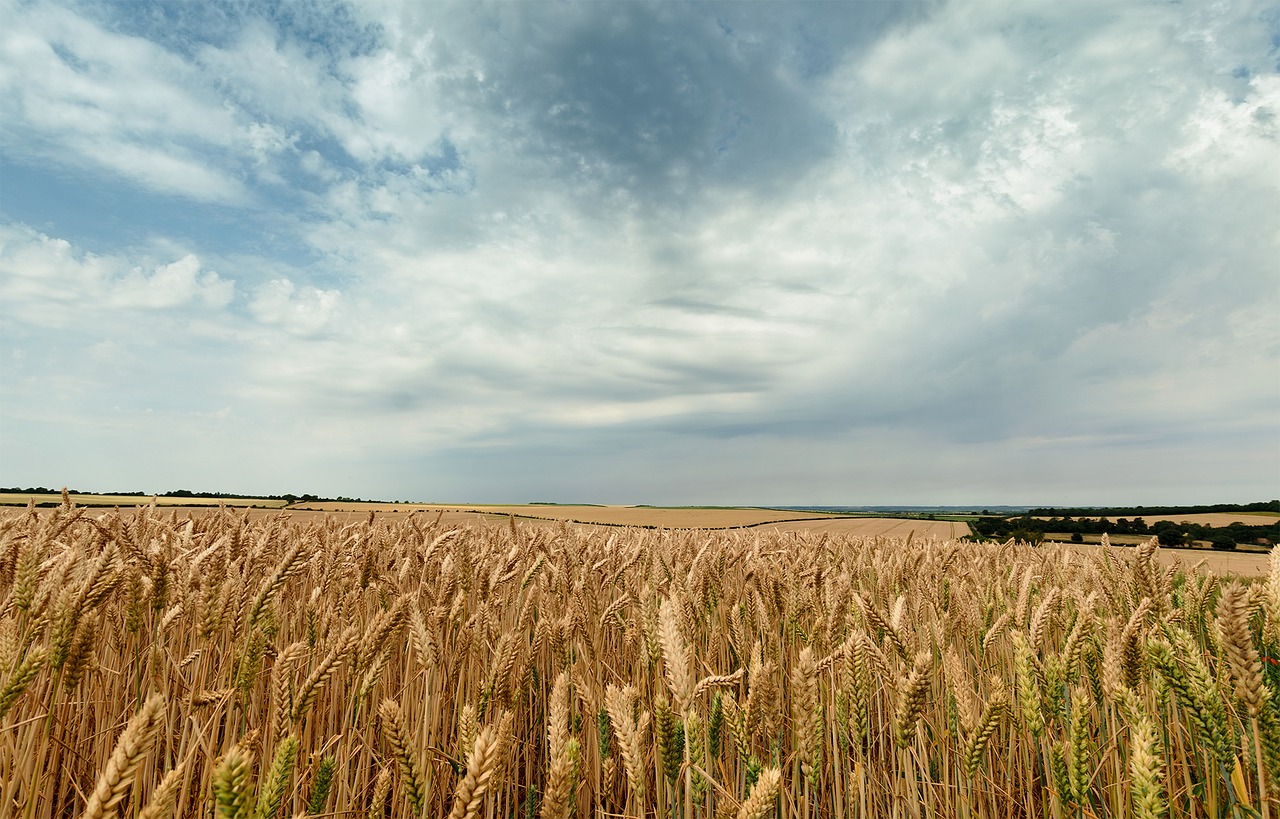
[
  {"x1": 211, "y1": 744, "x2": 254, "y2": 819},
  {"x1": 736, "y1": 766, "x2": 781, "y2": 819},
  {"x1": 378, "y1": 698, "x2": 427, "y2": 815},
  {"x1": 893, "y1": 651, "x2": 932, "y2": 748},
  {"x1": 0, "y1": 646, "x2": 47, "y2": 720},
  {"x1": 1130, "y1": 717, "x2": 1166, "y2": 819},
  {"x1": 605, "y1": 684, "x2": 648, "y2": 804},
  {"x1": 136, "y1": 760, "x2": 187, "y2": 819},
  {"x1": 659, "y1": 597, "x2": 694, "y2": 710},
  {"x1": 80, "y1": 693, "x2": 166, "y2": 819},
  {"x1": 252, "y1": 734, "x2": 299, "y2": 819},
  {"x1": 447, "y1": 724, "x2": 501, "y2": 819},
  {"x1": 1217, "y1": 581, "x2": 1267, "y2": 716},
  {"x1": 540, "y1": 736, "x2": 580, "y2": 819}
]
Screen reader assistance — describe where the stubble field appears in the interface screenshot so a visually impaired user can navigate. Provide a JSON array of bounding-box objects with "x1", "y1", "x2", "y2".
[
  {"x1": 286, "y1": 503, "x2": 974, "y2": 540},
  {"x1": 2, "y1": 501, "x2": 1278, "y2": 819}
]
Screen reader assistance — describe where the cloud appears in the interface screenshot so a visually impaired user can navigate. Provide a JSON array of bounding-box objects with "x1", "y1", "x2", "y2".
[
  {"x1": 445, "y1": 3, "x2": 846, "y2": 206},
  {"x1": 1, "y1": 0, "x2": 1276, "y2": 501},
  {"x1": 240, "y1": 0, "x2": 1278, "y2": 469},
  {"x1": 248, "y1": 278, "x2": 341, "y2": 336},
  {"x1": 0, "y1": 224, "x2": 235, "y2": 322},
  {"x1": 0, "y1": 1, "x2": 256, "y2": 202}
]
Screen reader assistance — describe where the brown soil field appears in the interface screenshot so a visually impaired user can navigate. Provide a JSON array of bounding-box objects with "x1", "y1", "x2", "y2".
[{"x1": 1035, "y1": 512, "x2": 1279, "y2": 526}]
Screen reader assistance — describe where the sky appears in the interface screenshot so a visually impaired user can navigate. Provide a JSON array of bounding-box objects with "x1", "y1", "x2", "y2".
[{"x1": 1, "y1": 0, "x2": 1278, "y2": 506}]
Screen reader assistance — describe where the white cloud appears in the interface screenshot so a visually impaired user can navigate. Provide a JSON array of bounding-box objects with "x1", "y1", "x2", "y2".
[
  {"x1": 0, "y1": 0, "x2": 283, "y2": 202},
  {"x1": 0, "y1": 224, "x2": 235, "y2": 322},
  {"x1": 248, "y1": 278, "x2": 341, "y2": 336},
  {"x1": 109, "y1": 255, "x2": 234, "y2": 310},
  {"x1": 1169, "y1": 73, "x2": 1280, "y2": 181}
]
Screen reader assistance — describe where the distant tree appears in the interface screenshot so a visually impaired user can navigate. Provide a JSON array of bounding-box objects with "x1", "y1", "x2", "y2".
[
  {"x1": 1157, "y1": 529, "x2": 1184, "y2": 548},
  {"x1": 1071, "y1": 533, "x2": 1083, "y2": 543},
  {"x1": 1209, "y1": 535, "x2": 1237, "y2": 551}
]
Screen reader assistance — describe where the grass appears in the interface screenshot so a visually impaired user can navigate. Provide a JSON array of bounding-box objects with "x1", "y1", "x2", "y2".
[{"x1": 1, "y1": 501, "x2": 1278, "y2": 818}]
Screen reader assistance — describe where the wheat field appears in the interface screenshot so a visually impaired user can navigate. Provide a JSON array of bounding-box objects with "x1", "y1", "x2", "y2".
[{"x1": 2, "y1": 498, "x2": 1278, "y2": 819}]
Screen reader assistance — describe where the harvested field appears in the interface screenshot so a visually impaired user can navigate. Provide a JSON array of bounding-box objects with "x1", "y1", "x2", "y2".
[
  {"x1": 1045, "y1": 532, "x2": 1153, "y2": 546},
  {"x1": 1071, "y1": 542, "x2": 1274, "y2": 577},
  {"x1": 0, "y1": 492, "x2": 288, "y2": 508},
  {"x1": 26, "y1": 503, "x2": 964, "y2": 536},
  {"x1": 752, "y1": 516, "x2": 970, "y2": 539},
  {"x1": 3, "y1": 502, "x2": 1278, "y2": 819},
  {"x1": 292, "y1": 502, "x2": 838, "y2": 529},
  {"x1": 1138, "y1": 511, "x2": 1280, "y2": 526}
]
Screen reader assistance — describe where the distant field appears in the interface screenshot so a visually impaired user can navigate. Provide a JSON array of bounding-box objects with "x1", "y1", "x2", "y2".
[
  {"x1": 290, "y1": 502, "x2": 840, "y2": 529},
  {"x1": 752, "y1": 516, "x2": 970, "y2": 539},
  {"x1": 1044, "y1": 533, "x2": 1153, "y2": 546},
  {"x1": 1071, "y1": 541, "x2": 1273, "y2": 577},
  {"x1": 0, "y1": 492, "x2": 288, "y2": 508},
  {"x1": 43, "y1": 499, "x2": 967, "y2": 535}
]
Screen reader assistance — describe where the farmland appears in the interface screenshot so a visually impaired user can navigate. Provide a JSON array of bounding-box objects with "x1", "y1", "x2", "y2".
[
  {"x1": 289, "y1": 502, "x2": 972, "y2": 538},
  {"x1": 0, "y1": 492, "x2": 289, "y2": 509},
  {"x1": 3, "y1": 500, "x2": 1280, "y2": 818},
  {"x1": 289, "y1": 502, "x2": 840, "y2": 529}
]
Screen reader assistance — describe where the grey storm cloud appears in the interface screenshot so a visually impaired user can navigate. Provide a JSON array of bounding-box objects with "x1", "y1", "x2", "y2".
[{"x1": 450, "y1": 2, "x2": 867, "y2": 206}]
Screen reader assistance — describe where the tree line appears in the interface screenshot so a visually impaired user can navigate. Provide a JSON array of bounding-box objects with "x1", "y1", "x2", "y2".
[
  {"x1": 1026, "y1": 500, "x2": 1278, "y2": 517},
  {"x1": 968, "y1": 513, "x2": 1279, "y2": 549}
]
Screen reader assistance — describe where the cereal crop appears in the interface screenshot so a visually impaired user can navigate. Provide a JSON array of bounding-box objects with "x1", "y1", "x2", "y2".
[{"x1": 2, "y1": 498, "x2": 1278, "y2": 818}]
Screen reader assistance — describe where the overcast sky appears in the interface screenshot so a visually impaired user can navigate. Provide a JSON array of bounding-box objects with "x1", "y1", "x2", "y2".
[{"x1": 1, "y1": 0, "x2": 1277, "y2": 505}]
